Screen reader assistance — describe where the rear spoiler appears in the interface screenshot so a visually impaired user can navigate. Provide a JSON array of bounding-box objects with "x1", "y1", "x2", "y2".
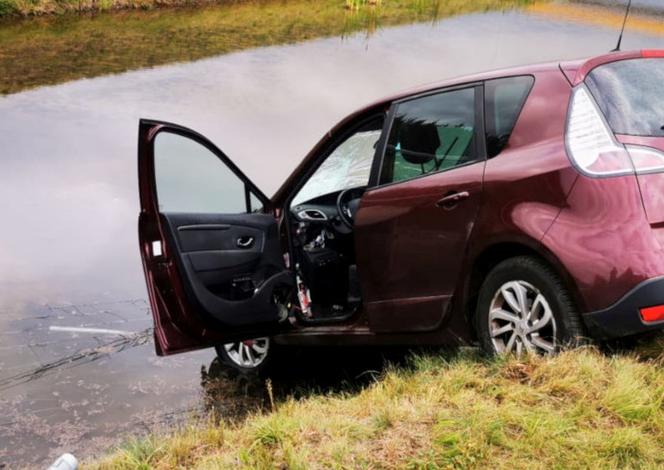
[{"x1": 560, "y1": 49, "x2": 664, "y2": 86}]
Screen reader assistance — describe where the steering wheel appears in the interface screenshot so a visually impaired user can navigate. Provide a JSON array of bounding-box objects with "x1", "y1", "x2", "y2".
[{"x1": 336, "y1": 186, "x2": 366, "y2": 230}]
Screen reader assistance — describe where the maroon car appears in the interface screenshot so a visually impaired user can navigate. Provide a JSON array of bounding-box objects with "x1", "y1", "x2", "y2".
[{"x1": 138, "y1": 49, "x2": 664, "y2": 371}]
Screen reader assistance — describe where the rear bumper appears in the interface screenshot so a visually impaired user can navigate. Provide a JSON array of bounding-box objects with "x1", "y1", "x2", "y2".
[{"x1": 583, "y1": 276, "x2": 664, "y2": 340}]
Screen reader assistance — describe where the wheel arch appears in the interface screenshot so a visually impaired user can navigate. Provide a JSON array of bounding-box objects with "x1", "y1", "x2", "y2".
[{"x1": 458, "y1": 239, "x2": 586, "y2": 339}]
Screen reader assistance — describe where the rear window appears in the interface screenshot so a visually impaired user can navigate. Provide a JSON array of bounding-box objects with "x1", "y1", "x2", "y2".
[{"x1": 585, "y1": 58, "x2": 664, "y2": 137}]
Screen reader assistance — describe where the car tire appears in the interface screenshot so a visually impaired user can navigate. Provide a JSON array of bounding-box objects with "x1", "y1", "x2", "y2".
[
  {"x1": 475, "y1": 256, "x2": 586, "y2": 356},
  {"x1": 215, "y1": 337, "x2": 272, "y2": 375}
]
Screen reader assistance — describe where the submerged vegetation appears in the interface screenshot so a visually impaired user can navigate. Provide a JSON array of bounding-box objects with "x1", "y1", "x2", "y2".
[
  {"x1": 91, "y1": 336, "x2": 664, "y2": 469},
  {"x1": 0, "y1": 0, "x2": 539, "y2": 94}
]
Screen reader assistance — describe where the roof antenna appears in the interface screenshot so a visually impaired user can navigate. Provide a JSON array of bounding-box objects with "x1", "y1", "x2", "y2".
[{"x1": 612, "y1": 0, "x2": 632, "y2": 52}]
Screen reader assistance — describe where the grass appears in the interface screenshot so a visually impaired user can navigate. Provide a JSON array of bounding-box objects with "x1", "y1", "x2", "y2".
[
  {"x1": 0, "y1": 0, "x2": 540, "y2": 95},
  {"x1": 3, "y1": 0, "x2": 266, "y2": 17},
  {"x1": 90, "y1": 334, "x2": 664, "y2": 469}
]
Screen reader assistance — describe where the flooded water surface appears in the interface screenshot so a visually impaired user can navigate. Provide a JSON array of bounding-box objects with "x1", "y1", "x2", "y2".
[{"x1": 2, "y1": 3, "x2": 664, "y2": 467}]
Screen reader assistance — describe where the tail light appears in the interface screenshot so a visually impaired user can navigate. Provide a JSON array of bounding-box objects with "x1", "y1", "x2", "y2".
[
  {"x1": 566, "y1": 86, "x2": 664, "y2": 177},
  {"x1": 642, "y1": 50, "x2": 664, "y2": 58},
  {"x1": 566, "y1": 86, "x2": 633, "y2": 176},
  {"x1": 640, "y1": 304, "x2": 664, "y2": 323}
]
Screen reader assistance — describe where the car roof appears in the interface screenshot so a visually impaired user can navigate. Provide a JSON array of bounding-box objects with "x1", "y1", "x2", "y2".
[
  {"x1": 372, "y1": 49, "x2": 664, "y2": 107},
  {"x1": 369, "y1": 60, "x2": 565, "y2": 108},
  {"x1": 347, "y1": 49, "x2": 664, "y2": 121}
]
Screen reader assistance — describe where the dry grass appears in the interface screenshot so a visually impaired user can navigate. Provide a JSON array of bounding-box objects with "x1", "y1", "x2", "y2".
[{"x1": 90, "y1": 334, "x2": 664, "y2": 469}]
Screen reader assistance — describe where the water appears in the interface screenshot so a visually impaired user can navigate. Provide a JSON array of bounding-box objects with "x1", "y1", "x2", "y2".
[
  {"x1": 588, "y1": 0, "x2": 664, "y2": 12},
  {"x1": 1, "y1": 6, "x2": 664, "y2": 468}
]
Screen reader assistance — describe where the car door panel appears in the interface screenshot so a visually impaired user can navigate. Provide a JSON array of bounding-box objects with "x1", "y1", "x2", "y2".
[
  {"x1": 165, "y1": 214, "x2": 267, "y2": 271},
  {"x1": 354, "y1": 84, "x2": 486, "y2": 333},
  {"x1": 355, "y1": 161, "x2": 484, "y2": 332},
  {"x1": 160, "y1": 212, "x2": 291, "y2": 327},
  {"x1": 138, "y1": 120, "x2": 293, "y2": 355}
]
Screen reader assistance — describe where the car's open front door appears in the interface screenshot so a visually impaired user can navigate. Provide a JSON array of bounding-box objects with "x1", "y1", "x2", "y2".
[{"x1": 138, "y1": 120, "x2": 294, "y2": 355}]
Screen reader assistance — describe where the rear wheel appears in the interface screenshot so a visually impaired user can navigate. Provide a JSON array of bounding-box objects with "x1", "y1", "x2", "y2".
[
  {"x1": 475, "y1": 256, "x2": 586, "y2": 355},
  {"x1": 215, "y1": 337, "x2": 271, "y2": 374}
]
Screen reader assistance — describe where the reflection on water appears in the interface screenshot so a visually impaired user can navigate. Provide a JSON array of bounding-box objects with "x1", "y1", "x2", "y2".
[
  {"x1": 0, "y1": 329, "x2": 152, "y2": 392},
  {"x1": 0, "y1": 0, "x2": 536, "y2": 95},
  {"x1": 199, "y1": 345, "x2": 411, "y2": 423},
  {"x1": 2, "y1": 7, "x2": 664, "y2": 468},
  {"x1": 529, "y1": 1, "x2": 664, "y2": 37}
]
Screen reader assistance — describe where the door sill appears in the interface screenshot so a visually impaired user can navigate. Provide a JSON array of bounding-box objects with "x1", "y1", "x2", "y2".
[{"x1": 293, "y1": 306, "x2": 358, "y2": 326}]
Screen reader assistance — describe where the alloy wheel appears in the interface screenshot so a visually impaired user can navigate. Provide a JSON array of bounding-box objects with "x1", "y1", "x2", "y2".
[
  {"x1": 223, "y1": 337, "x2": 270, "y2": 368},
  {"x1": 488, "y1": 280, "x2": 557, "y2": 355}
]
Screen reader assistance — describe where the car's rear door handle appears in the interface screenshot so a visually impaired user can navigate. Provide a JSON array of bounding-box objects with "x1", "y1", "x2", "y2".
[{"x1": 436, "y1": 191, "x2": 470, "y2": 208}]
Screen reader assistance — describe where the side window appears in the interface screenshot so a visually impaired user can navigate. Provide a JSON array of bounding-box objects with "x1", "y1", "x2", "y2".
[
  {"x1": 484, "y1": 76, "x2": 534, "y2": 157},
  {"x1": 292, "y1": 116, "x2": 384, "y2": 206},
  {"x1": 154, "y1": 131, "x2": 263, "y2": 213},
  {"x1": 380, "y1": 87, "x2": 479, "y2": 185}
]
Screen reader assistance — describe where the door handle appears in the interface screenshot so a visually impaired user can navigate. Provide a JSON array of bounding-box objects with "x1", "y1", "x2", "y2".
[
  {"x1": 237, "y1": 236, "x2": 255, "y2": 248},
  {"x1": 435, "y1": 191, "x2": 470, "y2": 209}
]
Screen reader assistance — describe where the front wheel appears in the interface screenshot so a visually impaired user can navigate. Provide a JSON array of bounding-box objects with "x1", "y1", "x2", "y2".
[
  {"x1": 215, "y1": 337, "x2": 271, "y2": 374},
  {"x1": 475, "y1": 256, "x2": 586, "y2": 356}
]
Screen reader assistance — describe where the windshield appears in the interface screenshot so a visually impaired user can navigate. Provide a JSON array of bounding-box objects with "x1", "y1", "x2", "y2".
[
  {"x1": 585, "y1": 58, "x2": 664, "y2": 137},
  {"x1": 292, "y1": 117, "x2": 383, "y2": 206}
]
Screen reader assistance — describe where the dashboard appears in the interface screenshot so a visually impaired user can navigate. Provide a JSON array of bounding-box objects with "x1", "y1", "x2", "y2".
[{"x1": 290, "y1": 186, "x2": 366, "y2": 235}]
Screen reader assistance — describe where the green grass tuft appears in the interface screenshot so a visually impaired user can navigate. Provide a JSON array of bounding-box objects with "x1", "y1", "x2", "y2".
[
  {"x1": 113, "y1": 437, "x2": 163, "y2": 469},
  {"x1": 0, "y1": 0, "x2": 18, "y2": 15}
]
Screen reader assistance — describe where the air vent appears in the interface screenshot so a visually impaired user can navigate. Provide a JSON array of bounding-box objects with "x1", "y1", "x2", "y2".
[{"x1": 298, "y1": 209, "x2": 327, "y2": 221}]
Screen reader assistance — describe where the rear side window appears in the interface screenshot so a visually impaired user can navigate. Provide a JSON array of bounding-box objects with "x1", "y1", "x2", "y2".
[
  {"x1": 585, "y1": 58, "x2": 664, "y2": 137},
  {"x1": 380, "y1": 86, "x2": 480, "y2": 185},
  {"x1": 484, "y1": 76, "x2": 534, "y2": 157}
]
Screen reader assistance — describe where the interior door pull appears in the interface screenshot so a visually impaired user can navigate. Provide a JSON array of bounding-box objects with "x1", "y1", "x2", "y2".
[
  {"x1": 237, "y1": 236, "x2": 255, "y2": 248},
  {"x1": 436, "y1": 191, "x2": 470, "y2": 208}
]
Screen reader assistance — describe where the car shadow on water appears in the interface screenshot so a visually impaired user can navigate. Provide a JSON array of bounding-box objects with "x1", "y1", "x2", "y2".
[{"x1": 198, "y1": 345, "x2": 434, "y2": 423}]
